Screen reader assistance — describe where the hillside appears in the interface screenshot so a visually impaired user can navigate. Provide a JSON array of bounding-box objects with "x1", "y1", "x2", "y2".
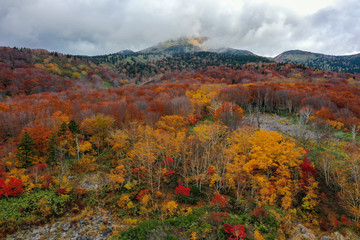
[
  {"x1": 275, "y1": 50, "x2": 360, "y2": 73},
  {"x1": 1, "y1": 46, "x2": 360, "y2": 239}
]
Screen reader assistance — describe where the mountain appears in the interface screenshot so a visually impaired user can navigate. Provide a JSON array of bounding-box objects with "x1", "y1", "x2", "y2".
[
  {"x1": 274, "y1": 50, "x2": 360, "y2": 73},
  {"x1": 136, "y1": 37, "x2": 255, "y2": 56},
  {"x1": 214, "y1": 48, "x2": 254, "y2": 55},
  {"x1": 115, "y1": 49, "x2": 134, "y2": 55},
  {"x1": 138, "y1": 37, "x2": 207, "y2": 55}
]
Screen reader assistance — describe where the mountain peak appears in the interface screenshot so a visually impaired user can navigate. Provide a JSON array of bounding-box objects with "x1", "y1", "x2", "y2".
[{"x1": 136, "y1": 37, "x2": 254, "y2": 56}]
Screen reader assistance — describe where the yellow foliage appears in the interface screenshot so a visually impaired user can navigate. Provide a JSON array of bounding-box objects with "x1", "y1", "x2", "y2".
[
  {"x1": 328, "y1": 120, "x2": 344, "y2": 130},
  {"x1": 228, "y1": 129, "x2": 304, "y2": 208},
  {"x1": 193, "y1": 121, "x2": 228, "y2": 143},
  {"x1": 33, "y1": 63, "x2": 46, "y2": 70},
  {"x1": 108, "y1": 164, "x2": 126, "y2": 190},
  {"x1": 191, "y1": 232, "x2": 197, "y2": 240},
  {"x1": 179, "y1": 207, "x2": 193, "y2": 216},
  {"x1": 108, "y1": 130, "x2": 129, "y2": 158},
  {"x1": 45, "y1": 62, "x2": 61, "y2": 74},
  {"x1": 73, "y1": 155, "x2": 98, "y2": 173},
  {"x1": 140, "y1": 194, "x2": 151, "y2": 206},
  {"x1": 254, "y1": 230, "x2": 265, "y2": 240},
  {"x1": 162, "y1": 201, "x2": 178, "y2": 217},
  {"x1": 185, "y1": 84, "x2": 221, "y2": 114},
  {"x1": 117, "y1": 194, "x2": 131, "y2": 208},
  {"x1": 54, "y1": 175, "x2": 70, "y2": 188},
  {"x1": 37, "y1": 199, "x2": 51, "y2": 218},
  {"x1": 99, "y1": 224, "x2": 107, "y2": 232},
  {"x1": 7, "y1": 168, "x2": 34, "y2": 193},
  {"x1": 78, "y1": 141, "x2": 93, "y2": 153},
  {"x1": 127, "y1": 201, "x2": 135, "y2": 209},
  {"x1": 124, "y1": 180, "x2": 138, "y2": 190},
  {"x1": 156, "y1": 115, "x2": 188, "y2": 132},
  {"x1": 123, "y1": 218, "x2": 138, "y2": 226}
]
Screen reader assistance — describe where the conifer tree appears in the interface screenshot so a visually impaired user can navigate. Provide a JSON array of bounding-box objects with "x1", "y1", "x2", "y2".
[
  {"x1": 17, "y1": 131, "x2": 37, "y2": 167},
  {"x1": 46, "y1": 132, "x2": 58, "y2": 165},
  {"x1": 68, "y1": 119, "x2": 80, "y2": 134}
]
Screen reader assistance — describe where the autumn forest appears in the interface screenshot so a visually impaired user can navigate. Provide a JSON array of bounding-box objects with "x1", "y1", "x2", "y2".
[{"x1": 0, "y1": 46, "x2": 360, "y2": 239}]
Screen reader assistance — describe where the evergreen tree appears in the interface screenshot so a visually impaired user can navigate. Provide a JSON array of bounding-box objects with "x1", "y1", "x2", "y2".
[
  {"x1": 17, "y1": 131, "x2": 37, "y2": 167},
  {"x1": 46, "y1": 132, "x2": 58, "y2": 165},
  {"x1": 68, "y1": 119, "x2": 80, "y2": 134},
  {"x1": 58, "y1": 122, "x2": 68, "y2": 137}
]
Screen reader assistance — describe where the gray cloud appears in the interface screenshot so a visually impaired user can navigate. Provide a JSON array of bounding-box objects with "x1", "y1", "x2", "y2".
[{"x1": 0, "y1": 0, "x2": 359, "y2": 56}]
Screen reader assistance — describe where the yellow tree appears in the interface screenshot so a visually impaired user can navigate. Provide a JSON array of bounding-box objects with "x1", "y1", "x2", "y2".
[
  {"x1": 230, "y1": 129, "x2": 304, "y2": 209},
  {"x1": 126, "y1": 126, "x2": 159, "y2": 194},
  {"x1": 225, "y1": 127, "x2": 255, "y2": 200},
  {"x1": 81, "y1": 114, "x2": 115, "y2": 155},
  {"x1": 337, "y1": 144, "x2": 360, "y2": 221},
  {"x1": 190, "y1": 121, "x2": 229, "y2": 190},
  {"x1": 185, "y1": 84, "x2": 222, "y2": 116}
]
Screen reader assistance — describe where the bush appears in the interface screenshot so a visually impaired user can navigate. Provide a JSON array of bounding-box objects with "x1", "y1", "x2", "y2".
[
  {"x1": 0, "y1": 189, "x2": 71, "y2": 236},
  {"x1": 174, "y1": 185, "x2": 201, "y2": 205}
]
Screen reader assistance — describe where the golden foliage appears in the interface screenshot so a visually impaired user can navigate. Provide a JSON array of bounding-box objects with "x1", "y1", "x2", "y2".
[
  {"x1": 108, "y1": 164, "x2": 126, "y2": 190},
  {"x1": 162, "y1": 201, "x2": 178, "y2": 217}
]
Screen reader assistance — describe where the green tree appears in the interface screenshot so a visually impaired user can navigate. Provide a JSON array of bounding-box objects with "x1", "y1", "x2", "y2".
[
  {"x1": 68, "y1": 119, "x2": 80, "y2": 134},
  {"x1": 17, "y1": 131, "x2": 38, "y2": 167},
  {"x1": 46, "y1": 132, "x2": 59, "y2": 165}
]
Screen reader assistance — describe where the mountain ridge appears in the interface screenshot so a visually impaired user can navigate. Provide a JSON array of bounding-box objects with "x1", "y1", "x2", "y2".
[{"x1": 274, "y1": 49, "x2": 360, "y2": 73}]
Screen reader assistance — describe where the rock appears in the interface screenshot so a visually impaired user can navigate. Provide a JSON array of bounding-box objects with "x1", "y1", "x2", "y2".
[
  {"x1": 62, "y1": 222, "x2": 72, "y2": 232},
  {"x1": 289, "y1": 224, "x2": 317, "y2": 240},
  {"x1": 300, "y1": 227, "x2": 307, "y2": 234},
  {"x1": 7, "y1": 213, "x2": 116, "y2": 240},
  {"x1": 322, "y1": 237, "x2": 332, "y2": 240}
]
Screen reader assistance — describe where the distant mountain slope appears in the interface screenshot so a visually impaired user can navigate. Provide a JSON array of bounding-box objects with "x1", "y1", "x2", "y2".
[
  {"x1": 214, "y1": 47, "x2": 254, "y2": 56},
  {"x1": 138, "y1": 37, "x2": 206, "y2": 55},
  {"x1": 136, "y1": 37, "x2": 255, "y2": 56},
  {"x1": 274, "y1": 50, "x2": 360, "y2": 73}
]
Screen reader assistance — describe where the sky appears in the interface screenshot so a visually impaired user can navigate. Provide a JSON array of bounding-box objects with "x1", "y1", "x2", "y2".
[{"x1": 0, "y1": 0, "x2": 359, "y2": 56}]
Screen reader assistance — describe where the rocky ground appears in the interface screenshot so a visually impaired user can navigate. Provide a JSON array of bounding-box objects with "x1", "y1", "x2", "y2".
[
  {"x1": 290, "y1": 224, "x2": 360, "y2": 240},
  {"x1": 6, "y1": 214, "x2": 118, "y2": 240}
]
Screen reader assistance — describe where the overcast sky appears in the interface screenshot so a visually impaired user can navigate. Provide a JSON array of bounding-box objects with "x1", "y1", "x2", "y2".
[{"x1": 0, "y1": 0, "x2": 359, "y2": 56}]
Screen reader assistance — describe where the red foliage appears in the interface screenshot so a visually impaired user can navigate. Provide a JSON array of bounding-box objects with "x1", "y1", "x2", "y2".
[
  {"x1": 163, "y1": 156, "x2": 174, "y2": 165},
  {"x1": 207, "y1": 166, "x2": 215, "y2": 175},
  {"x1": 300, "y1": 157, "x2": 316, "y2": 186},
  {"x1": 0, "y1": 168, "x2": 6, "y2": 179},
  {"x1": 137, "y1": 189, "x2": 150, "y2": 201},
  {"x1": 320, "y1": 220, "x2": 330, "y2": 231},
  {"x1": 0, "y1": 177, "x2": 24, "y2": 198},
  {"x1": 41, "y1": 174, "x2": 54, "y2": 189},
  {"x1": 232, "y1": 224, "x2": 247, "y2": 239},
  {"x1": 224, "y1": 223, "x2": 247, "y2": 239},
  {"x1": 332, "y1": 219, "x2": 341, "y2": 228},
  {"x1": 174, "y1": 185, "x2": 191, "y2": 197},
  {"x1": 36, "y1": 163, "x2": 47, "y2": 170},
  {"x1": 341, "y1": 215, "x2": 350, "y2": 226},
  {"x1": 55, "y1": 187, "x2": 67, "y2": 195},
  {"x1": 224, "y1": 223, "x2": 233, "y2": 234},
  {"x1": 188, "y1": 115, "x2": 198, "y2": 125},
  {"x1": 211, "y1": 194, "x2": 227, "y2": 208},
  {"x1": 251, "y1": 207, "x2": 268, "y2": 219},
  {"x1": 210, "y1": 211, "x2": 229, "y2": 223},
  {"x1": 74, "y1": 187, "x2": 86, "y2": 196},
  {"x1": 163, "y1": 170, "x2": 175, "y2": 178}
]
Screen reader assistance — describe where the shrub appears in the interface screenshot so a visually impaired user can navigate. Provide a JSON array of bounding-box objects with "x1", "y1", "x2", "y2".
[
  {"x1": 174, "y1": 185, "x2": 191, "y2": 197},
  {"x1": 0, "y1": 177, "x2": 24, "y2": 198},
  {"x1": 0, "y1": 189, "x2": 71, "y2": 236},
  {"x1": 211, "y1": 194, "x2": 227, "y2": 208}
]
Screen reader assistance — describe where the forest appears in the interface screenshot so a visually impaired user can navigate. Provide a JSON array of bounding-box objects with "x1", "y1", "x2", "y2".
[{"x1": 0, "y1": 46, "x2": 360, "y2": 239}]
